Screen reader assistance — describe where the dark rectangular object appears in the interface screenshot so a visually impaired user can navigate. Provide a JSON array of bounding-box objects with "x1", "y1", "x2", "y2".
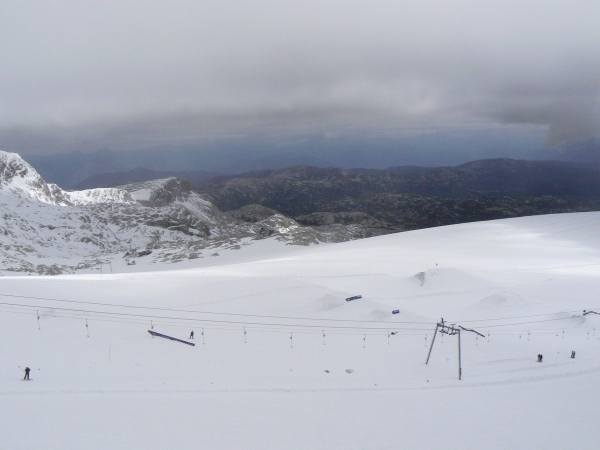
[
  {"x1": 345, "y1": 295, "x2": 362, "y2": 302},
  {"x1": 148, "y1": 330, "x2": 195, "y2": 346},
  {"x1": 392, "y1": 310, "x2": 400, "y2": 314}
]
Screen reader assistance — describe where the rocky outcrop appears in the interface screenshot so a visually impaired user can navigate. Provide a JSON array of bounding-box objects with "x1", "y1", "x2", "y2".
[
  {"x1": 225, "y1": 204, "x2": 279, "y2": 223},
  {"x1": 0, "y1": 151, "x2": 372, "y2": 274},
  {"x1": 0, "y1": 151, "x2": 136, "y2": 206}
]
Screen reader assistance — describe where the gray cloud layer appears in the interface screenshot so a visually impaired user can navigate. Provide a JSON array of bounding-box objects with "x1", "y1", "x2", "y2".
[{"x1": 1, "y1": 1, "x2": 599, "y2": 154}]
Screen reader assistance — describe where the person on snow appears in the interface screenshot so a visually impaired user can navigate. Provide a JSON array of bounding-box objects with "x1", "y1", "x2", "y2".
[
  {"x1": 189, "y1": 331, "x2": 194, "y2": 340},
  {"x1": 537, "y1": 354, "x2": 543, "y2": 362},
  {"x1": 23, "y1": 367, "x2": 30, "y2": 380},
  {"x1": 571, "y1": 350, "x2": 576, "y2": 359}
]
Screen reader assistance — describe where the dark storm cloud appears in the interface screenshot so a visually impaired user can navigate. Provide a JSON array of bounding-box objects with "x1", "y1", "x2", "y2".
[{"x1": 0, "y1": 1, "x2": 598, "y2": 154}]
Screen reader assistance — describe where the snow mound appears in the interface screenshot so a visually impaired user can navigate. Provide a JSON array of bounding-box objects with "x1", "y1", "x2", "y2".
[
  {"x1": 365, "y1": 308, "x2": 392, "y2": 320},
  {"x1": 314, "y1": 294, "x2": 346, "y2": 311},
  {"x1": 475, "y1": 291, "x2": 534, "y2": 309},
  {"x1": 410, "y1": 267, "x2": 491, "y2": 292}
]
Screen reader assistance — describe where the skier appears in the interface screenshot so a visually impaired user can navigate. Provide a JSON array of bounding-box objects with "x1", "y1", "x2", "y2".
[
  {"x1": 571, "y1": 350, "x2": 576, "y2": 359},
  {"x1": 537, "y1": 354, "x2": 543, "y2": 362},
  {"x1": 23, "y1": 367, "x2": 30, "y2": 380},
  {"x1": 189, "y1": 331, "x2": 194, "y2": 340}
]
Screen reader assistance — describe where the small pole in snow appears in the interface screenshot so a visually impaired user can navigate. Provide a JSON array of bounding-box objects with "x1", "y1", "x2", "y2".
[
  {"x1": 587, "y1": 331, "x2": 590, "y2": 340},
  {"x1": 487, "y1": 332, "x2": 490, "y2": 343},
  {"x1": 425, "y1": 324, "x2": 439, "y2": 364},
  {"x1": 387, "y1": 332, "x2": 390, "y2": 345},
  {"x1": 290, "y1": 332, "x2": 293, "y2": 348},
  {"x1": 424, "y1": 334, "x2": 427, "y2": 347},
  {"x1": 363, "y1": 335, "x2": 366, "y2": 348},
  {"x1": 244, "y1": 327, "x2": 247, "y2": 344},
  {"x1": 202, "y1": 327, "x2": 205, "y2": 345},
  {"x1": 528, "y1": 331, "x2": 530, "y2": 341},
  {"x1": 562, "y1": 329, "x2": 565, "y2": 339},
  {"x1": 458, "y1": 328, "x2": 462, "y2": 381},
  {"x1": 322, "y1": 330, "x2": 326, "y2": 345},
  {"x1": 86, "y1": 319, "x2": 89, "y2": 337},
  {"x1": 151, "y1": 320, "x2": 153, "y2": 330},
  {"x1": 476, "y1": 335, "x2": 478, "y2": 346},
  {"x1": 36, "y1": 310, "x2": 40, "y2": 330}
]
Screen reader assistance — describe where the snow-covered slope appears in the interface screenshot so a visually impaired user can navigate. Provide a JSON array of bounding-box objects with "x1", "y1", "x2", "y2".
[
  {"x1": 0, "y1": 212, "x2": 599, "y2": 449},
  {"x1": 65, "y1": 187, "x2": 136, "y2": 205},
  {"x1": 0, "y1": 151, "x2": 372, "y2": 274}
]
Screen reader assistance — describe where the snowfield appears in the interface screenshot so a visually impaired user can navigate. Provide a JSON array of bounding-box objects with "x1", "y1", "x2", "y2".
[{"x1": 1, "y1": 212, "x2": 600, "y2": 449}]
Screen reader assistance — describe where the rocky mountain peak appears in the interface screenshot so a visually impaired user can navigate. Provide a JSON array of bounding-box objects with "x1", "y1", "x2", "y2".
[
  {"x1": 0, "y1": 150, "x2": 135, "y2": 206},
  {"x1": 0, "y1": 150, "x2": 65, "y2": 204},
  {"x1": 118, "y1": 177, "x2": 198, "y2": 207}
]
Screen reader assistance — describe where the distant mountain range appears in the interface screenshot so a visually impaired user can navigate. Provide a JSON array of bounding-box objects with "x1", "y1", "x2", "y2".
[
  {"x1": 63, "y1": 157, "x2": 600, "y2": 236},
  {"x1": 25, "y1": 136, "x2": 600, "y2": 189},
  {"x1": 27, "y1": 146, "x2": 334, "y2": 189},
  {"x1": 195, "y1": 159, "x2": 600, "y2": 233}
]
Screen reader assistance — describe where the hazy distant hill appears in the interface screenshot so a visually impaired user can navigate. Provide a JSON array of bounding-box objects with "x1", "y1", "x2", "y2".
[
  {"x1": 29, "y1": 132, "x2": 598, "y2": 188},
  {"x1": 197, "y1": 159, "x2": 600, "y2": 233},
  {"x1": 383, "y1": 159, "x2": 600, "y2": 198},
  {"x1": 27, "y1": 146, "x2": 334, "y2": 188}
]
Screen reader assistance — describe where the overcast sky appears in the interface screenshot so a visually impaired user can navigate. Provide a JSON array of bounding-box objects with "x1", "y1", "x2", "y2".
[{"x1": 1, "y1": 1, "x2": 599, "y2": 156}]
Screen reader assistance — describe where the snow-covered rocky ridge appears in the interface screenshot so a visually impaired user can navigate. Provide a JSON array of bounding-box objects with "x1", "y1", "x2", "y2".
[
  {"x1": 0, "y1": 150, "x2": 135, "y2": 206},
  {"x1": 0, "y1": 151, "x2": 371, "y2": 275}
]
